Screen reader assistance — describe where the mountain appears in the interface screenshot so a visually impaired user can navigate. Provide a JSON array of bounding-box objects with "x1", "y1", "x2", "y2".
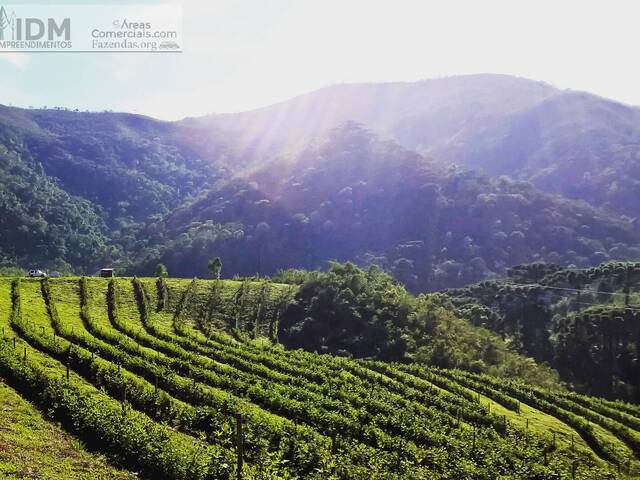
[
  {"x1": 1, "y1": 75, "x2": 640, "y2": 289},
  {"x1": 0, "y1": 106, "x2": 241, "y2": 271},
  {"x1": 205, "y1": 74, "x2": 640, "y2": 219},
  {"x1": 0, "y1": 104, "x2": 640, "y2": 291},
  {"x1": 141, "y1": 123, "x2": 640, "y2": 291},
  {"x1": 205, "y1": 74, "x2": 559, "y2": 159}
]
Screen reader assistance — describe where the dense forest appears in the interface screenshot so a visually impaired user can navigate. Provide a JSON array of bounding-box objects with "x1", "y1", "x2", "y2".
[
  {"x1": 445, "y1": 261, "x2": 640, "y2": 401},
  {"x1": 142, "y1": 123, "x2": 639, "y2": 292},
  {"x1": 276, "y1": 262, "x2": 559, "y2": 388}
]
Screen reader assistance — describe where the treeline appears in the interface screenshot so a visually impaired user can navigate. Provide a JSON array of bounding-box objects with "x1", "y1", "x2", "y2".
[
  {"x1": 446, "y1": 261, "x2": 640, "y2": 400},
  {"x1": 276, "y1": 262, "x2": 560, "y2": 388}
]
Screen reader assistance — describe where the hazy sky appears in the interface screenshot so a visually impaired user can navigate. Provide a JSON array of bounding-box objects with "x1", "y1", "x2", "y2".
[{"x1": 1, "y1": 0, "x2": 639, "y2": 120}]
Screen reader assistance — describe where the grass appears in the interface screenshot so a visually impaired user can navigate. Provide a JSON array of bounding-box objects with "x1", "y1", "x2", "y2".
[{"x1": 0, "y1": 379, "x2": 138, "y2": 480}]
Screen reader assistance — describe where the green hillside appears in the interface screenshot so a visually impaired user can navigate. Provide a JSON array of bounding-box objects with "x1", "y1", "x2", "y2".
[{"x1": 0, "y1": 276, "x2": 639, "y2": 478}]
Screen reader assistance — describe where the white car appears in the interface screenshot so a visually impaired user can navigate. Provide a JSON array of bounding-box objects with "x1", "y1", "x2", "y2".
[{"x1": 28, "y1": 270, "x2": 47, "y2": 277}]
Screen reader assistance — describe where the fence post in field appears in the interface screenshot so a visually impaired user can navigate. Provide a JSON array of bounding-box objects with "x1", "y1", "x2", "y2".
[
  {"x1": 235, "y1": 413, "x2": 243, "y2": 480},
  {"x1": 471, "y1": 425, "x2": 476, "y2": 451}
]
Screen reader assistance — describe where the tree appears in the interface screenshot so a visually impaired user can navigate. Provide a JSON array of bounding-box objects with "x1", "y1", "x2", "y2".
[
  {"x1": 208, "y1": 257, "x2": 222, "y2": 279},
  {"x1": 155, "y1": 263, "x2": 168, "y2": 278}
]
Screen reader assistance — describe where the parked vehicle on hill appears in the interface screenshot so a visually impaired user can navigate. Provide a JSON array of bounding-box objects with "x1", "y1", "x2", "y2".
[
  {"x1": 28, "y1": 270, "x2": 47, "y2": 277},
  {"x1": 99, "y1": 268, "x2": 114, "y2": 278}
]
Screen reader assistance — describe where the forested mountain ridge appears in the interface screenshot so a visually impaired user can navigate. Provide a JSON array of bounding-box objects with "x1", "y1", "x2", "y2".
[
  {"x1": 1, "y1": 75, "x2": 640, "y2": 289},
  {"x1": 0, "y1": 105, "x2": 239, "y2": 271},
  {"x1": 0, "y1": 102, "x2": 640, "y2": 291},
  {"x1": 140, "y1": 123, "x2": 640, "y2": 291}
]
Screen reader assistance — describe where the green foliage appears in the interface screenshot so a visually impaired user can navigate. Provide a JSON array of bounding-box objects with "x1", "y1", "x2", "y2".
[
  {"x1": 0, "y1": 145, "x2": 115, "y2": 272},
  {"x1": 154, "y1": 263, "x2": 169, "y2": 278},
  {"x1": 279, "y1": 262, "x2": 412, "y2": 360},
  {"x1": 447, "y1": 261, "x2": 640, "y2": 401},
  {"x1": 141, "y1": 123, "x2": 640, "y2": 292},
  {"x1": 4, "y1": 278, "x2": 228, "y2": 480},
  {"x1": 1, "y1": 107, "x2": 639, "y2": 293},
  {"x1": 208, "y1": 257, "x2": 222, "y2": 280},
  {"x1": 0, "y1": 276, "x2": 634, "y2": 478},
  {"x1": 0, "y1": 266, "x2": 24, "y2": 277},
  {"x1": 279, "y1": 262, "x2": 559, "y2": 387},
  {"x1": 0, "y1": 379, "x2": 137, "y2": 479}
]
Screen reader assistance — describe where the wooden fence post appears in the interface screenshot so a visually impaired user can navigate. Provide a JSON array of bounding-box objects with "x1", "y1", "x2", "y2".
[{"x1": 235, "y1": 414, "x2": 243, "y2": 480}]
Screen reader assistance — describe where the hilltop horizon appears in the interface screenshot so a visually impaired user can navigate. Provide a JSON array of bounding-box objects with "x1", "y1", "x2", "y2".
[{"x1": 4, "y1": 73, "x2": 640, "y2": 121}]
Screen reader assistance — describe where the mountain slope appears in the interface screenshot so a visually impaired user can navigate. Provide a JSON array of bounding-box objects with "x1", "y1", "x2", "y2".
[
  {"x1": 0, "y1": 105, "x2": 241, "y2": 226},
  {"x1": 142, "y1": 123, "x2": 640, "y2": 291},
  {"x1": 205, "y1": 73, "x2": 559, "y2": 159},
  {"x1": 202, "y1": 74, "x2": 640, "y2": 219},
  {"x1": 1, "y1": 77, "x2": 640, "y2": 286}
]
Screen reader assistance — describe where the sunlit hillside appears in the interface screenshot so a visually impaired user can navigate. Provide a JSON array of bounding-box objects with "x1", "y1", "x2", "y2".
[{"x1": 1, "y1": 276, "x2": 639, "y2": 478}]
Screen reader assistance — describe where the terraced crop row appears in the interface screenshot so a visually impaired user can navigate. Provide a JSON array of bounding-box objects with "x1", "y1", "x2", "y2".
[{"x1": 0, "y1": 277, "x2": 638, "y2": 479}]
